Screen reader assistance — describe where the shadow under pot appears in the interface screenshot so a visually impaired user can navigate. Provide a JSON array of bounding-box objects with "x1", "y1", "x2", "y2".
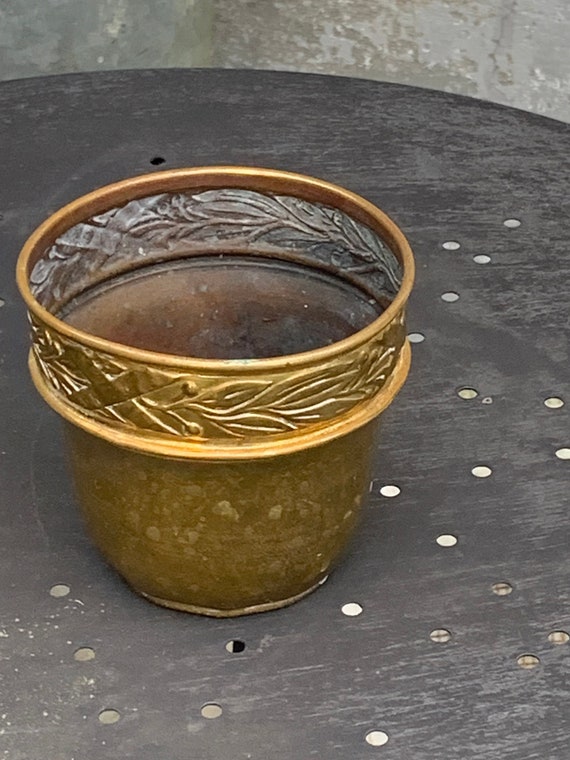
[{"x1": 16, "y1": 166, "x2": 414, "y2": 616}]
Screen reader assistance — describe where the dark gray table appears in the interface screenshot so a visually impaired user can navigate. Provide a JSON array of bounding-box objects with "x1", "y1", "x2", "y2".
[{"x1": 0, "y1": 69, "x2": 569, "y2": 760}]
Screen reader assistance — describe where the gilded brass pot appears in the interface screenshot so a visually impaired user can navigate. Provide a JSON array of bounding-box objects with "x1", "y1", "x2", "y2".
[{"x1": 17, "y1": 167, "x2": 414, "y2": 616}]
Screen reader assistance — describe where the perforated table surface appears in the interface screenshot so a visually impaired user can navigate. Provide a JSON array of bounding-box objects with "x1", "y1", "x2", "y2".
[{"x1": 0, "y1": 69, "x2": 569, "y2": 760}]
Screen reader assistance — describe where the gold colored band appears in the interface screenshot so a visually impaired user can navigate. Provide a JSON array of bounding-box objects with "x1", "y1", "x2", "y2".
[{"x1": 29, "y1": 340, "x2": 411, "y2": 460}]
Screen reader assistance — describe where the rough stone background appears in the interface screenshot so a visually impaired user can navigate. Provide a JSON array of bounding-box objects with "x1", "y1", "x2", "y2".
[
  {"x1": 1, "y1": 0, "x2": 569, "y2": 123},
  {"x1": 0, "y1": 0, "x2": 214, "y2": 76}
]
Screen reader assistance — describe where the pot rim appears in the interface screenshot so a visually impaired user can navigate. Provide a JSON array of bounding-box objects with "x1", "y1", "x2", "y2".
[{"x1": 16, "y1": 166, "x2": 415, "y2": 373}]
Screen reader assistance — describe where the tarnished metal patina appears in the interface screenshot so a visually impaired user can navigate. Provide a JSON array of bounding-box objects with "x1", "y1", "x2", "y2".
[{"x1": 17, "y1": 167, "x2": 414, "y2": 616}]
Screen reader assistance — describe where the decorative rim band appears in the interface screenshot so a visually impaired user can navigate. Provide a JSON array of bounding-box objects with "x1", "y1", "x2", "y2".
[
  {"x1": 17, "y1": 167, "x2": 415, "y2": 372},
  {"x1": 29, "y1": 341, "x2": 411, "y2": 460},
  {"x1": 18, "y1": 167, "x2": 415, "y2": 459}
]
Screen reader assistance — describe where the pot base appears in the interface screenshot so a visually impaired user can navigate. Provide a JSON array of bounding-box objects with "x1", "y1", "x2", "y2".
[{"x1": 138, "y1": 576, "x2": 329, "y2": 618}]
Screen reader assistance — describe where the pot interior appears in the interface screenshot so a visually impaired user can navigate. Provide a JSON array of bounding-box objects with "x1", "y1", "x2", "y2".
[
  {"x1": 62, "y1": 256, "x2": 382, "y2": 360},
  {"x1": 30, "y1": 187, "x2": 403, "y2": 360}
]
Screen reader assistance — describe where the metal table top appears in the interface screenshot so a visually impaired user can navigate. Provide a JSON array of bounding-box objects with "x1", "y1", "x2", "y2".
[{"x1": 0, "y1": 69, "x2": 569, "y2": 760}]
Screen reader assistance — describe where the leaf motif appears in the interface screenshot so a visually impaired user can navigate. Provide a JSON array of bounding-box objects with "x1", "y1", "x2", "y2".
[
  {"x1": 200, "y1": 189, "x2": 292, "y2": 216},
  {"x1": 274, "y1": 196, "x2": 336, "y2": 235},
  {"x1": 263, "y1": 367, "x2": 360, "y2": 412},
  {"x1": 186, "y1": 379, "x2": 274, "y2": 412},
  {"x1": 209, "y1": 411, "x2": 298, "y2": 436},
  {"x1": 128, "y1": 398, "x2": 184, "y2": 435},
  {"x1": 28, "y1": 183, "x2": 406, "y2": 440},
  {"x1": 31, "y1": 188, "x2": 402, "y2": 313},
  {"x1": 31, "y1": 312, "x2": 403, "y2": 441},
  {"x1": 276, "y1": 393, "x2": 369, "y2": 419}
]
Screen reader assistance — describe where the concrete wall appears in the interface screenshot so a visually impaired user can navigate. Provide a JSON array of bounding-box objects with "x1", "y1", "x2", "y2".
[
  {"x1": 212, "y1": 0, "x2": 570, "y2": 123},
  {"x1": 0, "y1": 0, "x2": 214, "y2": 77},
  {"x1": 1, "y1": 0, "x2": 569, "y2": 123}
]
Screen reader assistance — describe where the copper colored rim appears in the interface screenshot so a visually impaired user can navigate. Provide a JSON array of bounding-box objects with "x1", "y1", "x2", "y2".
[{"x1": 16, "y1": 166, "x2": 415, "y2": 374}]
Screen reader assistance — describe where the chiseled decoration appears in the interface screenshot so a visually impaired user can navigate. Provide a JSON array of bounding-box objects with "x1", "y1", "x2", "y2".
[
  {"x1": 29, "y1": 189, "x2": 405, "y2": 441},
  {"x1": 29, "y1": 311, "x2": 405, "y2": 441},
  {"x1": 30, "y1": 189, "x2": 402, "y2": 311}
]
